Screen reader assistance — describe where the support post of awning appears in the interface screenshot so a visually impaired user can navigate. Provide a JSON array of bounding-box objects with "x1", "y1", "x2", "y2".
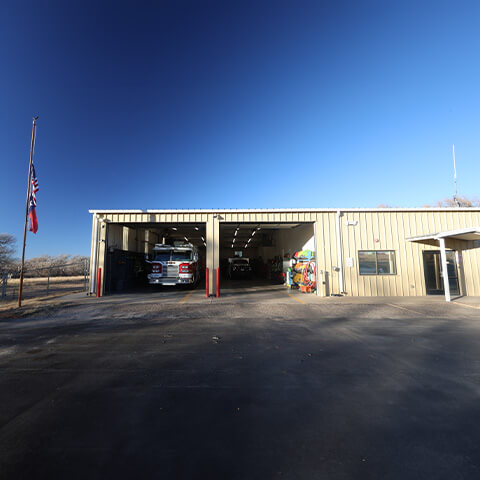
[{"x1": 439, "y1": 237, "x2": 451, "y2": 302}]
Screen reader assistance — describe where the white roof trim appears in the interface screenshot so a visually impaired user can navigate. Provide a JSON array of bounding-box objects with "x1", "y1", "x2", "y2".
[
  {"x1": 89, "y1": 207, "x2": 480, "y2": 214},
  {"x1": 407, "y1": 227, "x2": 480, "y2": 242}
]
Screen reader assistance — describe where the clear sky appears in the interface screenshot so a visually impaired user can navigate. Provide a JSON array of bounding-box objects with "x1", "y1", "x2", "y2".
[{"x1": 1, "y1": 0, "x2": 479, "y2": 257}]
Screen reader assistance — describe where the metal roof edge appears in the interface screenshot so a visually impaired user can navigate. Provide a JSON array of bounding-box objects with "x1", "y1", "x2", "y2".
[
  {"x1": 407, "y1": 227, "x2": 480, "y2": 242},
  {"x1": 436, "y1": 227, "x2": 480, "y2": 238},
  {"x1": 89, "y1": 207, "x2": 480, "y2": 214}
]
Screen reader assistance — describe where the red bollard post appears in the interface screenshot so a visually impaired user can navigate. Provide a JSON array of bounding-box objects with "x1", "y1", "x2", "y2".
[
  {"x1": 216, "y1": 267, "x2": 220, "y2": 298},
  {"x1": 205, "y1": 268, "x2": 209, "y2": 298},
  {"x1": 96, "y1": 267, "x2": 102, "y2": 298}
]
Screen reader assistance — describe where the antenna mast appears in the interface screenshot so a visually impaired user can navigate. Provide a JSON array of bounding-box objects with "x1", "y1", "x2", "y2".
[{"x1": 453, "y1": 144, "x2": 460, "y2": 207}]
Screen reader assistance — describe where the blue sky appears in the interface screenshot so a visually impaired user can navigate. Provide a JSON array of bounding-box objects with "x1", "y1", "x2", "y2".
[{"x1": 1, "y1": 0, "x2": 479, "y2": 257}]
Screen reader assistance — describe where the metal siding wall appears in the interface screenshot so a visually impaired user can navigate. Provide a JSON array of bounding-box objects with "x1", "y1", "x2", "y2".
[
  {"x1": 466, "y1": 246, "x2": 480, "y2": 294},
  {"x1": 322, "y1": 213, "x2": 338, "y2": 295},
  {"x1": 394, "y1": 212, "x2": 407, "y2": 296},
  {"x1": 412, "y1": 213, "x2": 427, "y2": 294},
  {"x1": 104, "y1": 212, "x2": 215, "y2": 224},
  {"x1": 107, "y1": 224, "x2": 123, "y2": 250},
  {"x1": 342, "y1": 212, "x2": 355, "y2": 295},
  {"x1": 359, "y1": 212, "x2": 371, "y2": 295},
  {"x1": 335, "y1": 210, "x2": 480, "y2": 296},
  {"x1": 276, "y1": 224, "x2": 314, "y2": 253}
]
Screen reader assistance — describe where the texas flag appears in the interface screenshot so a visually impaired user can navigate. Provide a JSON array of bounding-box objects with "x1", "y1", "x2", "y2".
[{"x1": 28, "y1": 164, "x2": 39, "y2": 234}]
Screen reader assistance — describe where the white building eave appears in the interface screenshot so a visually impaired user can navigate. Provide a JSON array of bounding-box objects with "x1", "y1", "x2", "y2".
[
  {"x1": 407, "y1": 227, "x2": 480, "y2": 243},
  {"x1": 89, "y1": 207, "x2": 480, "y2": 215}
]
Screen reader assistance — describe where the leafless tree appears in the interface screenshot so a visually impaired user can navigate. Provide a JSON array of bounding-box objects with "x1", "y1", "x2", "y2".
[
  {"x1": 0, "y1": 233, "x2": 16, "y2": 271},
  {"x1": 433, "y1": 196, "x2": 480, "y2": 207},
  {"x1": 21, "y1": 254, "x2": 89, "y2": 277},
  {"x1": 378, "y1": 196, "x2": 480, "y2": 208},
  {"x1": 6, "y1": 253, "x2": 89, "y2": 277}
]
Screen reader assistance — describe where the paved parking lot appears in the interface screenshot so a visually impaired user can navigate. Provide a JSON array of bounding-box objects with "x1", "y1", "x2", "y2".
[{"x1": 1, "y1": 289, "x2": 480, "y2": 479}]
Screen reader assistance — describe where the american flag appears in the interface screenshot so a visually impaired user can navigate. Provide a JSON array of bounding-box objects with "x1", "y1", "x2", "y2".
[
  {"x1": 31, "y1": 164, "x2": 39, "y2": 206},
  {"x1": 28, "y1": 164, "x2": 39, "y2": 233}
]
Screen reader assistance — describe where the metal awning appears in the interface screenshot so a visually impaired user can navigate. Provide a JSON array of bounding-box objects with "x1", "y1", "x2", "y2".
[
  {"x1": 407, "y1": 227, "x2": 480, "y2": 302},
  {"x1": 407, "y1": 227, "x2": 480, "y2": 244}
]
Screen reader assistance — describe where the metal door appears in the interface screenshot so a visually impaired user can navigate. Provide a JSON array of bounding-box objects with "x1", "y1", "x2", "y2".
[{"x1": 423, "y1": 251, "x2": 459, "y2": 295}]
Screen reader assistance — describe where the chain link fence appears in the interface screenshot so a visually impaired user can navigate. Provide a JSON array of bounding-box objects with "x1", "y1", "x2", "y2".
[{"x1": 1, "y1": 260, "x2": 90, "y2": 303}]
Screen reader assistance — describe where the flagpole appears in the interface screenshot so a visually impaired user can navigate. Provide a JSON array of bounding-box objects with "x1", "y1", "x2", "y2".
[{"x1": 18, "y1": 116, "x2": 38, "y2": 308}]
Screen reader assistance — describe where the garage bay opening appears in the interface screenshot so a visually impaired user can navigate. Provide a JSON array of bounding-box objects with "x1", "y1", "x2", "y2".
[
  {"x1": 219, "y1": 222, "x2": 317, "y2": 297},
  {"x1": 104, "y1": 222, "x2": 206, "y2": 294}
]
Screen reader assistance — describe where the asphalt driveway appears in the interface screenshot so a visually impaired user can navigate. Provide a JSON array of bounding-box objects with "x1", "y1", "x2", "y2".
[{"x1": 1, "y1": 295, "x2": 480, "y2": 479}]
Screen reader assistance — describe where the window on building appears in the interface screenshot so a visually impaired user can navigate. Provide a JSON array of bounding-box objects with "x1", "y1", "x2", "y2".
[{"x1": 358, "y1": 250, "x2": 396, "y2": 275}]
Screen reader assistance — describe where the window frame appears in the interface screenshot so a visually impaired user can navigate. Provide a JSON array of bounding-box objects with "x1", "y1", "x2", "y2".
[{"x1": 358, "y1": 250, "x2": 397, "y2": 276}]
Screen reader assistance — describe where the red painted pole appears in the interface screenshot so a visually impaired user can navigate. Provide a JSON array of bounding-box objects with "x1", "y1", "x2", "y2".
[
  {"x1": 96, "y1": 267, "x2": 102, "y2": 298},
  {"x1": 205, "y1": 268, "x2": 209, "y2": 298},
  {"x1": 216, "y1": 267, "x2": 220, "y2": 298}
]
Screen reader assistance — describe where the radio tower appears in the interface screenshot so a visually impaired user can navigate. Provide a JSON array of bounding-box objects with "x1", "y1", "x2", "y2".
[{"x1": 453, "y1": 144, "x2": 460, "y2": 207}]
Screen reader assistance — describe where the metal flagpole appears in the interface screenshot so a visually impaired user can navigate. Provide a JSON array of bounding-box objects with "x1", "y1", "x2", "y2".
[{"x1": 18, "y1": 116, "x2": 38, "y2": 308}]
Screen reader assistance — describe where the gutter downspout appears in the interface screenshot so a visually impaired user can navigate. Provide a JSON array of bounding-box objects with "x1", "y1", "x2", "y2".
[
  {"x1": 90, "y1": 215, "x2": 99, "y2": 295},
  {"x1": 336, "y1": 210, "x2": 345, "y2": 294}
]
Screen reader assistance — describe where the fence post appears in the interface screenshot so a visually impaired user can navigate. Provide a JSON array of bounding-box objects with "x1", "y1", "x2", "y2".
[
  {"x1": 46, "y1": 267, "x2": 51, "y2": 296},
  {"x1": 1, "y1": 273, "x2": 6, "y2": 300}
]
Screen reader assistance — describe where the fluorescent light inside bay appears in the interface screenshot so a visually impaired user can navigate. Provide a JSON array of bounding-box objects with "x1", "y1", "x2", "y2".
[
  {"x1": 252, "y1": 231, "x2": 256, "y2": 236},
  {"x1": 234, "y1": 230, "x2": 237, "y2": 236},
  {"x1": 184, "y1": 237, "x2": 189, "y2": 241},
  {"x1": 201, "y1": 236, "x2": 205, "y2": 241},
  {"x1": 233, "y1": 238, "x2": 235, "y2": 243},
  {"x1": 195, "y1": 227, "x2": 199, "y2": 231},
  {"x1": 172, "y1": 227, "x2": 177, "y2": 231}
]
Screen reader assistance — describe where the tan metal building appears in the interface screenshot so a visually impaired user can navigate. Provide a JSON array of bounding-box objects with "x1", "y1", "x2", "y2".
[{"x1": 89, "y1": 208, "x2": 480, "y2": 301}]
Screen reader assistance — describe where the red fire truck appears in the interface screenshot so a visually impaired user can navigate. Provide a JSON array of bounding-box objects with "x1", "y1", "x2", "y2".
[{"x1": 146, "y1": 243, "x2": 200, "y2": 286}]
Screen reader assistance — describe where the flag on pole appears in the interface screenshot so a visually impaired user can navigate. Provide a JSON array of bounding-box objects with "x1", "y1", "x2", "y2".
[{"x1": 28, "y1": 164, "x2": 39, "y2": 233}]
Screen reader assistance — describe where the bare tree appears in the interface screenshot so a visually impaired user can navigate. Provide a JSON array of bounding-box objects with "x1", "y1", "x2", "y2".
[
  {"x1": 21, "y1": 254, "x2": 89, "y2": 277},
  {"x1": 378, "y1": 196, "x2": 480, "y2": 208},
  {"x1": 432, "y1": 196, "x2": 480, "y2": 207},
  {"x1": 0, "y1": 233, "x2": 16, "y2": 271}
]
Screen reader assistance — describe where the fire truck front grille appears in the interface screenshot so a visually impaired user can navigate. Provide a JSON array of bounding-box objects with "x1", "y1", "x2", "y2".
[{"x1": 165, "y1": 265, "x2": 179, "y2": 277}]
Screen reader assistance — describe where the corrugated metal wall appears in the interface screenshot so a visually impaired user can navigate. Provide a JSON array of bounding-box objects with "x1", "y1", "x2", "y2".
[{"x1": 315, "y1": 210, "x2": 480, "y2": 296}]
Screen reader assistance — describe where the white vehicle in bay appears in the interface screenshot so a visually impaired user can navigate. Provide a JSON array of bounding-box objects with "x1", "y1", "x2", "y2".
[
  {"x1": 227, "y1": 257, "x2": 252, "y2": 279},
  {"x1": 145, "y1": 243, "x2": 200, "y2": 287}
]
